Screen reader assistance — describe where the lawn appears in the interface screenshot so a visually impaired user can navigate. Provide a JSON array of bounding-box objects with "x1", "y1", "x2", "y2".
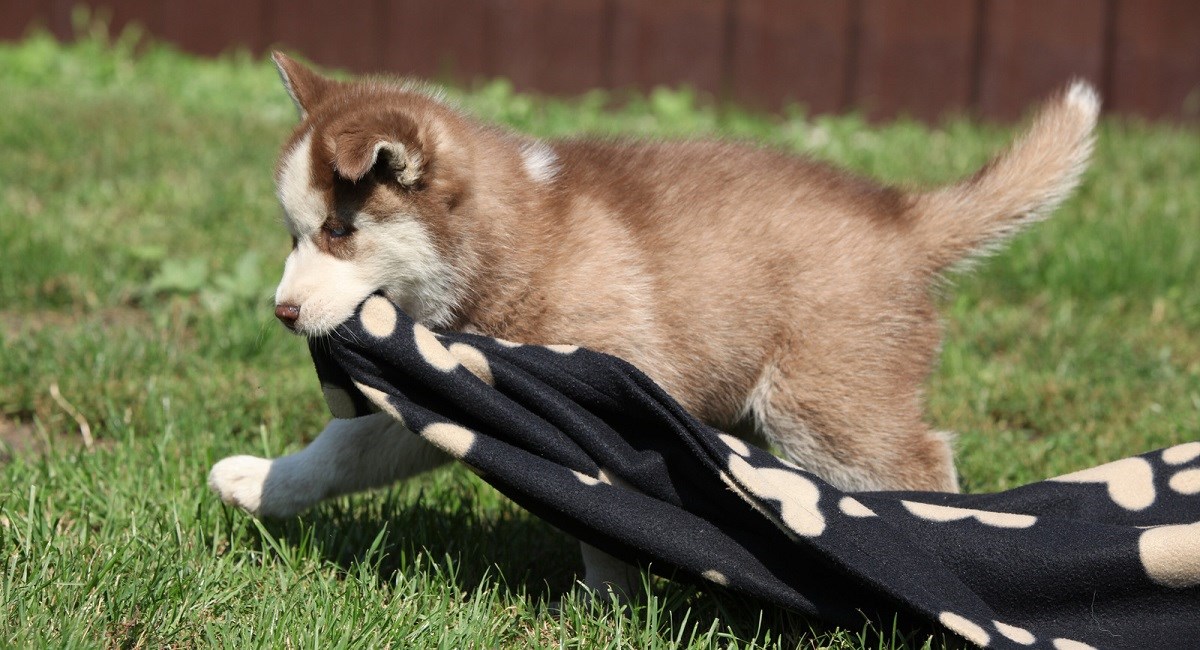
[{"x1": 2, "y1": 27, "x2": 1198, "y2": 649}]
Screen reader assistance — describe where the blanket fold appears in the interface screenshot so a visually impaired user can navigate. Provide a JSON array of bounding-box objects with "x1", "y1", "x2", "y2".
[{"x1": 310, "y1": 295, "x2": 1199, "y2": 649}]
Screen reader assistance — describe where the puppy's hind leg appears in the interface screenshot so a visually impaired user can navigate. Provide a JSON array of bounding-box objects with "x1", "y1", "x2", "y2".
[
  {"x1": 209, "y1": 412, "x2": 450, "y2": 517},
  {"x1": 579, "y1": 542, "x2": 641, "y2": 605},
  {"x1": 746, "y1": 359, "x2": 958, "y2": 493}
]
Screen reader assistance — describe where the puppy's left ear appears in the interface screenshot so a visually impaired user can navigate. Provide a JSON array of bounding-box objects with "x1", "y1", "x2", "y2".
[
  {"x1": 332, "y1": 122, "x2": 426, "y2": 188},
  {"x1": 272, "y1": 52, "x2": 332, "y2": 118}
]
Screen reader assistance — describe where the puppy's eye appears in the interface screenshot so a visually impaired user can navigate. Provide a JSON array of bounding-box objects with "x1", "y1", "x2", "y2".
[{"x1": 324, "y1": 223, "x2": 354, "y2": 239}]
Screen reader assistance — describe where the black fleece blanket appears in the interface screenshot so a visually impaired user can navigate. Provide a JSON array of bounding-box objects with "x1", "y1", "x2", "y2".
[{"x1": 309, "y1": 296, "x2": 1200, "y2": 649}]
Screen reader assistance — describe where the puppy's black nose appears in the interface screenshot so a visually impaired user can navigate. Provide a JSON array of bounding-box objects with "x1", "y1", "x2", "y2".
[{"x1": 275, "y1": 303, "x2": 300, "y2": 329}]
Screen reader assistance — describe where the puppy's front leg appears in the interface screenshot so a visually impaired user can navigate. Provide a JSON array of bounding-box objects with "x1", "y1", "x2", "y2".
[{"x1": 209, "y1": 412, "x2": 449, "y2": 517}]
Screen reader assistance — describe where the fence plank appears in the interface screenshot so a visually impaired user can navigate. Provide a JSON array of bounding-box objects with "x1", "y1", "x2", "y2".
[
  {"x1": 976, "y1": 0, "x2": 1106, "y2": 121},
  {"x1": 610, "y1": 0, "x2": 727, "y2": 96},
  {"x1": 730, "y1": 0, "x2": 853, "y2": 114},
  {"x1": 0, "y1": 0, "x2": 50, "y2": 40},
  {"x1": 490, "y1": 0, "x2": 607, "y2": 94},
  {"x1": 1110, "y1": 0, "x2": 1200, "y2": 120},
  {"x1": 31, "y1": 0, "x2": 74, "y2": 41},
  {"x1": 381, "y1": 0, "x2": 488, "y2": 82},
  {"x1": 270, "y1": 0, "x2": 381, "y2": 72},
  {"x1": 161, "y1": 0, "x2": 266, "y2": 57},
  {"x1": 854, "y1": 0, "x2": 980, "y2": 122}
]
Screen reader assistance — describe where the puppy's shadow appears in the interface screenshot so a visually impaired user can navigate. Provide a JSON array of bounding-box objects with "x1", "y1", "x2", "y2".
[
  {"x1": 239, "y1": 473, "x2": 950, "y2": 648},
  {"x1": 246, "y1": 479, "x2": 581, "y2": 598}
]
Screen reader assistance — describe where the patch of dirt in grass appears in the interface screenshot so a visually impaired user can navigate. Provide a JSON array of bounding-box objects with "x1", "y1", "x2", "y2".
[
  {"x1": 105, "y1": 610, "x2": 143, "y2": 649},
  {"x1": 0, "y1": 414, "x2": 43, "y2": 463},
  {"x1": 0, "y1": 305, "x2": 152, "y2": 338},
  {"x1": 0, "y1": 412, "x2": 111, "y2": 464}
]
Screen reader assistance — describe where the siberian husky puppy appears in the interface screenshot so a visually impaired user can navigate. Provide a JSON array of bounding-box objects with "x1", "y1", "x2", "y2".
[{"x1": 211, "y1": 53, "x2": 1098, "y2": 599}]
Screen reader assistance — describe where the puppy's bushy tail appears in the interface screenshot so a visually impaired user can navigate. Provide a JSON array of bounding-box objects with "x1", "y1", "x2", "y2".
[{"x1": 911, "y1": 81, "x2": 1100, "y2": 272}]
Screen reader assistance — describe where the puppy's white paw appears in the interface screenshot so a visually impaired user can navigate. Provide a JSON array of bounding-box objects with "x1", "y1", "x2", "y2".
[{"x1": 208, "y1": 455, "x2": 276, "y2": 517}]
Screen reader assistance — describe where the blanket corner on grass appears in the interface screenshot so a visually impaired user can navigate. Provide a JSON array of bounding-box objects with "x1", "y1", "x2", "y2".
[{"x1": 310, "y1": 296, "x2": 1199, "y2": 650}]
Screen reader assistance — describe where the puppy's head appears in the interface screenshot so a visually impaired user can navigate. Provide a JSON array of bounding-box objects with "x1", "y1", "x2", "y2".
[{"x1": 270, "y1": 53, "x2": 470, "y2": 336}]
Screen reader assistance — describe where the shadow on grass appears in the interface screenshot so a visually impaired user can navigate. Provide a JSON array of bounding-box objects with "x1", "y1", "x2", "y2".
[
  {"x1": 222, "y1": 487, "x2": 584, "y2": 597},
  {"x1": 225, "y1": 491, "x2": 952, "y2": 649}
]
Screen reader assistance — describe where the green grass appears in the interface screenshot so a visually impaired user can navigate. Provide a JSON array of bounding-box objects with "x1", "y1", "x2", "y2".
[{"x1": 2, "y1": 25, "x2": 1198, "y2": 649}]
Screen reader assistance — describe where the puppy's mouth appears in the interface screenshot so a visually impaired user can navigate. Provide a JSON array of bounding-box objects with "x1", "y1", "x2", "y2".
[
  {"x1": 278, "y1": 317, "x2": 332, "y2": 339},
  {"x1": 278, "y1": 317, "x2": 333, "y2": 340}
]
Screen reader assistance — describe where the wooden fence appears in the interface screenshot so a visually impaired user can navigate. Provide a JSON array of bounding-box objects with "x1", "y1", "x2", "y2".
[{"x1": 4, "y1": 0, "x2": 1199, "y2": 122}]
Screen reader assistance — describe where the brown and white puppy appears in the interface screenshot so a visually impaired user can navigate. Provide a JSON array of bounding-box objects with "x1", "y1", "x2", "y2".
[{"x1": 210, "y1": 53, "x2": 1099, "y2": 598}]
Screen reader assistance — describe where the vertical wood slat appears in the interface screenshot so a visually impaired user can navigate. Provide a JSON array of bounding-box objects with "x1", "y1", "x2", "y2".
[
  {"x1": 0, "y1": 0, "x2": 52, "y2": 40},
  {"x1": 976, "y1": 0, "x2": 1107, "y2": 121},
  {"x1": 269, "y1": 0, "x2": 381, "y2": 72},
  {"x1": 854, "y1": 0, "x2": 980, "y2": 122},
  {"x1": 729, "y1": 0, "x2": 854, "y2": 114},
  {"x1": 488, "y1": 0, "x2": 608, "y2": 94},
  {"x1": 36, "y1": 0, "x2": 73, "y2": 41},
  {"x1": 381, "y1": 0, "x2": 488, "y2": 82},
  {"x1": 609, "y1": 0, "x2": 728, "y2": 97},
  {"x1": 1109, "y1": 0, "x2": 1200, "y2": 120},
  {"x1": 88, "y1": 0, "x2": 166, "y2": 40},
  {"x1": 161, "y1": 0, "x2": 267, "y2": 57}
]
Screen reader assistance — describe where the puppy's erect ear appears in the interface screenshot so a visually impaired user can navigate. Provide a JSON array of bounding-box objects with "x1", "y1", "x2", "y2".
[
  {"x1": 272, "y1": 51, "x2": 332, "y2": 117},
  {"x1": 331, "y1": 114, "x2": 426, "y2": 188}
]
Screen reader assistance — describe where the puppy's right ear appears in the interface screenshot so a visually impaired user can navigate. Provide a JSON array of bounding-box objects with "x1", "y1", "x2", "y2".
[{"x1": 272, "y1": 52, "x2": 331, "y2": 118}]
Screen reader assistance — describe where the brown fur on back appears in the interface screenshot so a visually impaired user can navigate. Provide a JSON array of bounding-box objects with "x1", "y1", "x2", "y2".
[{"x1": 474, "y1": 140, "x2": 924, "y2": 424}]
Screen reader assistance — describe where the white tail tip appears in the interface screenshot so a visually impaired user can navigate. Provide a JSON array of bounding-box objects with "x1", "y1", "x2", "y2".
[{"x1": 1065, "y1": 80, "x2": 1101, "y2": 120}]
